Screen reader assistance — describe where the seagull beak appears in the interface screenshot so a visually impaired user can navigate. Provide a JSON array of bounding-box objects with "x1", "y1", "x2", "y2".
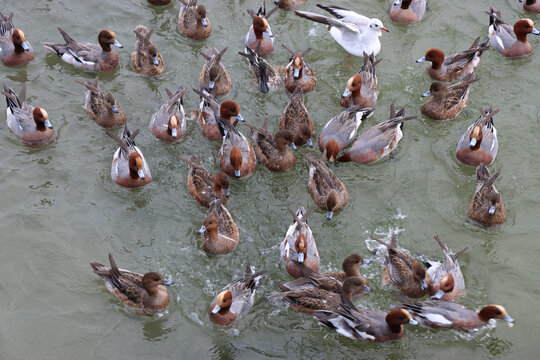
[{"x1": 381, "y1": 27, "x2": 389, "y2": 33}]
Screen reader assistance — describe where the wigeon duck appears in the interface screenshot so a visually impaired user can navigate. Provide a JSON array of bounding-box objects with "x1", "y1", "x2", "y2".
[
  {"x1": 131, "y1": 25, "x2": 165, "y2": 75},
  {"x1": 280, "y1": 207, "x2": 319, "y2": 278},
  {"x1": 180, "y1": 155, "x2": 229, "y2": 207},
  {"x1": 318, "y1": 105, "x2": 374, "y2": 162},
  {"x1": 42, "y1": 28, "x2": 122, "y2": 72},
  {"x1": 90, "y1": 254, "x2": 174, "y2": 315},
  {"x1": 279, "y1": 86, "x2": 313, "y2": 148},
  {"x1": 398, "y1": 298, "x2": 514, "y2": 331},
  {"x1": 416, "y1": 37, "x2": 489, "y2": 81},
  {"x1": 305, "y1": 153, "x2": 348, "y2": 220},
  {"x1": 271, "y1": 277, "x2": 370, "y2": 314},
  {"x1": 487, "y1": 6, "x2": 539, "y2": 58},
  {"x1": 2, "y1": 83, "x2": 54, "y2": 146},
  {"x1": 372, "y1": 233, "x2": 431, "y2": 298},
  {"x1": 338, "y1": 104, "x2": 416, "y2": 164},
  {"x1": 209, "y1": 265, "x2": 266, "y2": 325},
  {"x1": 424, "y1": 235, "x2": 467, "y2": 301},
  {"x1": 106, "y1": 125, "x2": 152, "y2": 188},
  {"x1": 245, "y1": 2, "x2": 278, "y2": 56},
  {"x1": 179, "y1": 0, "x2": 211, "y2": 40},
  {"x1": 295, "y1": 4, "x2": 388, "y2": 57},
  {"x1": 244, "y1": 119, "x2": 296, "y2": 172},
  {"x1": 274, "y1": 0, "x2": 305, "y2": 9},
  {"x1": 456, "y1": 106, "x2": 498, "y2": 166},
  {"x1": 340, "y1": 52, "x2": 381, "y2": 108},
  {"x1": 238, "y1": 44, "x2": 281, "y2": 93},
  {"x1": 282, "y1": 45, "x2": 316, "y2": 94},
  {"x1": 314, "y1": 305, "x2": 418, "y2": 341},
  {"x1": 520, "y1": 0, "x2": 540, "y2": 13},
  {"x1": 0, "y1": 12, "x2": 34, "y2": 66},
  {"x1": 198, "y1": 195, "x2": 239, "y2": 254},
  {"x1": 389, "y1": 0, "x2": 426, "y2": 23},
  {"x1": 76, "y1": 77, "x2": 126, "y2": 128},
  {"x1": 149, "y1": 87, "x2": 188, "y2": 143},
  {"x1": 218, "y1": 116, "x2": 256, "y2": 178},
  {"x1": 199, "y1": 47, "x2": 231, "y2": 96},
  {"x1": 421, "y1": 73, "x2": 479, "y2": 121},
  {"x1": 148, "y1": 0, "x2": 171, "y2": 4},
  {"x1": 468, "y1": 164, "x2": 506, "y2": 226}
]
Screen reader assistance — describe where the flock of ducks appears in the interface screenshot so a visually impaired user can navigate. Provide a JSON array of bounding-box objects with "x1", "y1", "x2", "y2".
[{"x1": 2, "y1": 0, "x2": 529, "y2": 343}]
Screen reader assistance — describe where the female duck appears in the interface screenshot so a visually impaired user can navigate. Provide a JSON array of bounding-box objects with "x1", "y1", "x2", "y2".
[
  {"x1": 318, "y1": 105, "x2": 374, "y2": 162},
  {"x1": 372, "y1": 233, "x2": 431, "y2": 298},
  {"x1": 76, "y1": 77, "x2": 126, "y2": 128},
  {"x1": 416, "y1": 37, "x2": 489, "y2": 81},
  {"x1": 180, "y1": 155, "x2": 229, "y2": 207},
  {"x1": 520, "y1": 0, "x2": 540, "y2": 13},
  {"x1": 238, "y1": 45, "x2": 281, "y2": 93},
  {"x1": 421, "y1": 73, "x2": 479, "y2": 121},
  {"x1": 389, "y1": 0, "x2": 426, "y2": 23},
  {"x1": 131, "y1": 25, "x2": 165, "y2": 74},
  {"x1": 487, "y1": 6, "x2": 539, "y2": 57},
  {"x1": 198, "y1": 195, "x2": 239, "y2": 254},
  {"x1": 282, "y1": 45, "x2": 316, "y2": 93},
  {"x1": 149, "y1": 87, "x2": 188, "y2": 143},
  {"x1": 2, "y1": 83, "x2": 54, "y2": 146},
  {"x1": 0, "y1": 12, "x2": 34, "y2": 66},
  {"x1": 280, "y1": 207, "x2": 319, "y2": 278},
  {"x1": 280, "y1": 86, "x2": 313, "y2": 148},
  {"x1": 244, "y1": 119, "x2": 296, "y2": 172},
  {"x1": 469, "y1": 164, "x2": 505, "y2": 226},
  {"x1": 90, "y1": 254, "x2": 173, "y2": 315},
  {"x1": 219, "y1": 115, "x2": 256, "y2": 178},
  {"x1": 199, "y1": 47, "x2": 231, "y2": 95},
  {"x1": 179, "y1": 0, "x2": 211, "y2": 40},
  {"x1": 209, "y1": 265, "x2": 266, "y2": 325},
  {"x1": 42, "y1": 28, "x2": 123, "y2": 72},
  {"x1": 106, "y1": 125, "x2": 152, "y2": 188},
  {"x1": 305, "y1": 153, "x2": 348, "y2": 220},
  {"x1": 245, "y1": 2, "x2": 278, "y2": 56},
  {"x1": 338, "y1": 104, "x2": 416, "y2": 164},
  {"x1": 456, "y1": 106, "x2": 498, "y2": 166},
  {"x1": 341, "y1": 52, "x2": 381, "y2": 108}
]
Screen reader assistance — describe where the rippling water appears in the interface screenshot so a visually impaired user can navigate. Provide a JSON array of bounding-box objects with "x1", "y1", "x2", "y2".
[{"x1": 1, "y1": 0, "x2": 539, "y2": 359}]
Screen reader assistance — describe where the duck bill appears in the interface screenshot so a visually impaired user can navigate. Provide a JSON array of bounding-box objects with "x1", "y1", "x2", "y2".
[
  {"x1": 488, "y1": 205, "x2": 496, "y2": 215},
  {"x1": 503, "y1": 315, "x2": 515, "y2": 324},
  {"x1": 532, "y1": 28, "x2": 540, "y2": 36},
  {"x1": 162, "y1": 279, "x2": 175, "y2": 286},
  {"x1": 306, "y1": 138, "x2": 313, "y2": 148},
  {"x1": 420, "y1": 279, "x2": 428, "y2": 290},
  {"x1": 363, "y1": 285, "x2": 372, "y2": 292},
  {"x1": 208, "y1": 81, "x2": 215, "y2": 90},
  {"x1": 393, "y1": 0, "x2": 402, "y2": 5},
  {"x1": 171, "y1": 128, "x2": 178, "y2": 139},
  {"x1": 44, "y1": 119, "x2": 53, "y2": 129},
  {"x1": 409, "y1": 318, "x2": 419, "y2": 325},
  {"x1": 289, "y1": 142, "x2": 297, "y2": 150},
  {"x1": 259, "y1": 72, "x2": 269, "y2": 93},
  {"x1": 113, "y1": 40, "x2": 123, "y2": 48},
  {"x1": 297, "y1": 252, "x2": 304, "y2": 263},
  {"x1": 198, "y1": 225, "x2": 206, "y2": 234},
  {"x1": 211, "y1": 305, "x2": 221, "y2": 314},
  {"x1": 469, "y1": 138, "x2": 477, "y2": 147},
  {"x1": 201, "y1": 18, "x2": 209, "y2": 27},
  {"x1": 153, "y1": 56, "x2": 160, "y2": 66},
  {"x1": 293, "y1": 68, "x2": 300, "y2": 79},
  {"x1": 22, "y1": 41, "x2": 30, "y2": 51},
  {"x1": 236, "y1": 113, "x2": 244, "y2": 122},
  {"x1": 416, "y1": 56, "x2": 426, "y2": 63},
  {"x1": 137, "y1": 169, "x2": 145, "y2": 180},
  {"x1": 264, "y1": 29, "x2": 273, "y2": 38},
  {"x1": 111, "y1": 105, "x2": 119, "y2": 114},
  {"x1": 431, "y1": 290, "x2": 445, "y2": 300},
  {"x1": 326, "y1": 211, "x2": 334, "y2": 220},
  {"x1": 341, "y1": 88, "x2": 352, "y2": 98},
  {"x1": 422, "y1": 90, "x2": 431, "y2": 97},
  {"x1": 234, "y1": 169, "x2": 241, "y2": 178}
]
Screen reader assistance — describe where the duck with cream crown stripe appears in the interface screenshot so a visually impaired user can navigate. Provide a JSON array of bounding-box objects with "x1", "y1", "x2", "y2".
[{"x1": 0, "y1": 12, "x2": 34, "y2": 66}]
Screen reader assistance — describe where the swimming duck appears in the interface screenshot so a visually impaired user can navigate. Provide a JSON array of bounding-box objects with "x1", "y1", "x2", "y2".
[
  {"x1": 2, "y1": 83, "x2": 54, "y2": 146},
  {"x1": 314, "y1": 305, "x2": 418, "y2": 341},
  {"x1": 338, "y1": 104, "x2": 416, "y2": 164},
  {"x1": 245, "y1": 2, "x2": 278, "y2": 56},
  {"x1": 209, "y1": 265, "x2": 266, "y2": 325},
  {"x1": 389, "y1": 0, "x2": 426, "y2": 23},
  {"x1": 423, "y1": 235, "x2": 467, "y2": 301},
  {"x1": 398, "y1": 298, "x2": 514, "y2": 331},
  {"x1": 520, "y1": 0, "x2": 540, "y2": 13},
  {"x1": 76, "y1": 77, "x2": 126, "y2": 128},
  {"x1": 218, "y1": 116, "x2": 256, "y2": 178},
  {"x1": 340, "y1": 52, "x2": 381, "y2": 108},
  {"x1": 131, "y1": 25, "x2": 165, "y2": 74},
  {"x1": 280, "y1": 207, "x2": 319, "y2": 278},
  {"x1": 199, "y1": 47, "x2": 231, "y2": 96},
  {"x1": 372, "y1": 233, "x2": 431, "y2": 298},
  {"x1": 318, "y1": 105, "x2": 374, "y2": 162},
  {"x1": 305, "y1": 153, "x2": 348, "y2": 220},
  {"x1": 487, "y1": 6, "x2": 539, "y2": 58},
  {"x1": 244, "y1": 119, "x2": 296, "y2": 172},
  {"x1": 106, "y1": 125, "x2": 151, "y2": 188},
  {"x1": 274, "y1": 0, "x2": 306, "y2": 10},
  {"x1": 238, "y1": 44, "x2": 281, "y2": 93},
  {"x1": 180, "y1": 155, "x2": 229, "y2": 207},
  {"x1": 0, "y1": 12, "x2": 34, "y2": 66},
  {"x1": 282, "y1": 45, "x2": 316, "y2": 93},
  {"x1": 421, "y1": 73, "x2": 479, "y2": 121},
  {"x1": 279, "y1": 86, "x2": 313, "y2": 148},
  {"x1": 271, "y1": 277, "x2": 370, "y2": 314},
  {"x1": 179, "y1": 0, "x2": 211, "y2": 40},
  {"x1": 198, "y1": 195, "x2": 239, "y2": 254},
  {"x1": 468, "y1": 164, "x2": 505, "y2": 226},
  {"x1": 149, "y1": 87, "x2": 188, "y2": 143},
  {"x1": 456, "y1": 106, "x2": 498, "y2": 167},
  {"x1": 416, "y1": 37, "x2": 489, "y2": 81},
  {"x1": 90, "y1": 254, "x2": 174, "y2": 315},
  {"x1": 295, "y1": 5, "x2": 388, "y2": 57},
  {"x1": 42, "y1": 28, "x2": 122, "y2": 72}
]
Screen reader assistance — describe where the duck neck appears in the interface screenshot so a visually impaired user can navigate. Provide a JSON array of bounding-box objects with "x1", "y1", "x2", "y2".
[
  {"x1": 14, "y1": 43, "x2": 25, "y2": 54},
  {"x1": 386, "y1": 317, "x2": 403, "y2": 334},
  {"x1": 35, "y1": 121, "x2": 47, "y2": 132},
  {"x1": 129, "y1": 168, "x2": 140, "y2": 180},
  {"x1": 206, "y1": 227, "x2": 219, "y2": 242},
  {"x1": 344, "y1": 265, "x2": 360, "y2": 277},
  {"x1": 338, "y1": 287, "x2": 355, "y2": 308},
  {"x1": 516, "y1": 31, "x2": 529, "y2": 43},
  {"x1": 100, "y1": 41, "x2": 112, "y2": 52}
]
